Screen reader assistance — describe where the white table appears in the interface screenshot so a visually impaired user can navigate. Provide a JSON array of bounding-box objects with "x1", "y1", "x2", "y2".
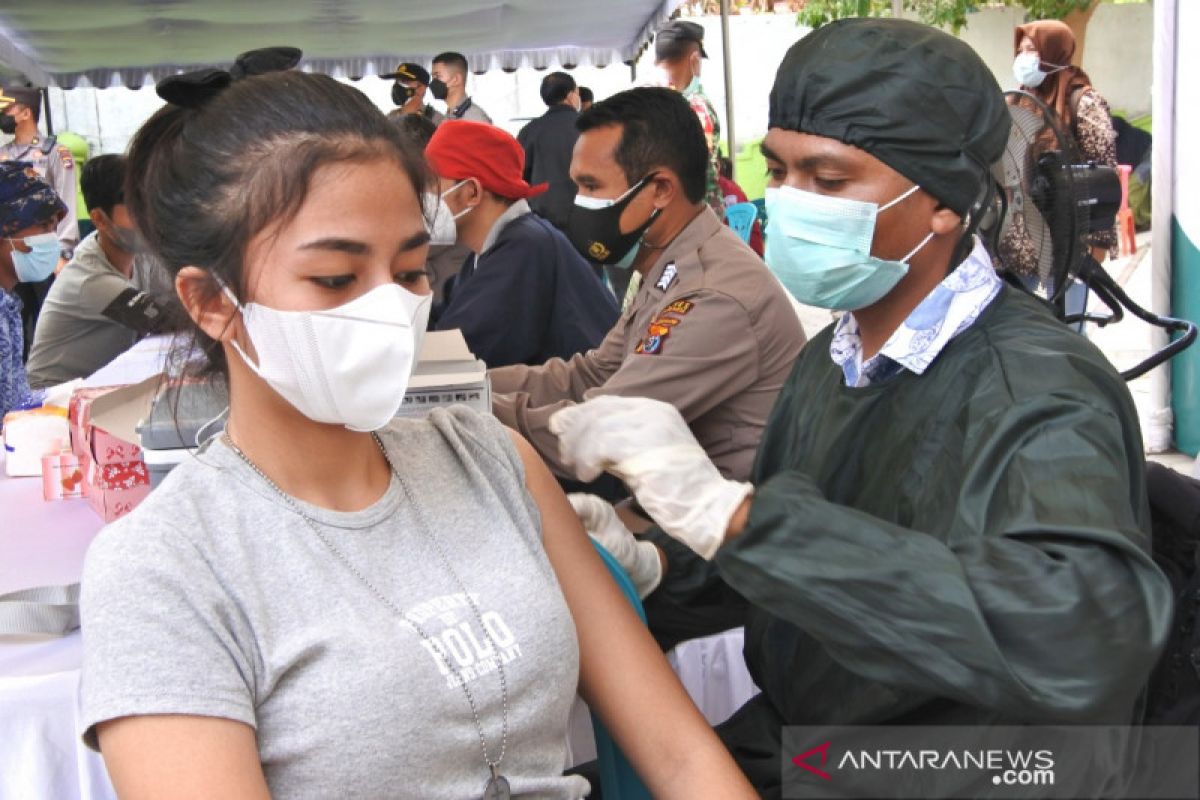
[
  {"x1": 0, "y1": 451, "x2": 114, "y2": 800},
  {"x1": 1, "y1": 448, "x2": 758, "y2": 795}
]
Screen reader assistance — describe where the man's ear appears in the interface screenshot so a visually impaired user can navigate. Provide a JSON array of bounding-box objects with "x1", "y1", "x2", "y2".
[
  {"x1": 88, "y1": 208, "x2": 106, "y2": 232},
  {"x1": 931, "y1": 204, "x2": 963, "y2": 237},
  {"x1": 649, "y1": 171, "x2": 679, "y2": 209},
  {"x1": 463, "y1": 178, "x2": 484, "y2": 207},
  {"x1": 176, "y1": 266, "x2": 239, "y2": 343}
]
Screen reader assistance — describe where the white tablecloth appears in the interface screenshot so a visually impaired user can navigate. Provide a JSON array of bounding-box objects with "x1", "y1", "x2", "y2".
[
  {"x1": 1, "y1": 451, "x2": 114, "y2": 800},
  {"x1": 1, "y1": 452, "x2": 758, "y2": 796}
]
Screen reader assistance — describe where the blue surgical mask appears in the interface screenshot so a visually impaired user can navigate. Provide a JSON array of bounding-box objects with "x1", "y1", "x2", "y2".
[
  {"x1": 1012, "y1": 52, "x2": 1064, "y2": 89},
  {"x1": 9, "y1": 232, "x2": 59, "y2": 283},
  {"x1": 764, "y1": 184, "x2": 934, "y2": 311}
]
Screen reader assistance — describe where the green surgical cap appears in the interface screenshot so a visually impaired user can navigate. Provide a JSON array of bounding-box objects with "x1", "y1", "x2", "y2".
[{"x1": 768, "y1": 18, "x2": 1010, "y2": 215}]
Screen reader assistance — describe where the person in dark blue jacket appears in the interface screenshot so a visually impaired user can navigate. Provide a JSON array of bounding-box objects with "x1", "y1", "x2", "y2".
[{"x1": 426, "y1": 120, "x2": 618, "y2": 369}]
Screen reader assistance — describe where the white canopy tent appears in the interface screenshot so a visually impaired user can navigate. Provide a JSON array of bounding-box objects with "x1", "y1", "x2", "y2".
[{"x1": 0, "y1": 0, "x2": 686, "y2": 88}]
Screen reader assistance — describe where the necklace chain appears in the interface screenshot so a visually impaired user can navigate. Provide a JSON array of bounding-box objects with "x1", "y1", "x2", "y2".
[{"x1": 220, "y1": 432, "x2": 508, "y2": 774}]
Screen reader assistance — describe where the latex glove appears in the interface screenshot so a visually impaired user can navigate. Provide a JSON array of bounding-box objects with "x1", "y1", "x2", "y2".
[
  {"x1": 42, "y1": 379, "x2": 82, "y2": 410},
  {"x1": 552, "y1": 397, "x2": 752, "y2": 560},
  {"x1": 568, "y1": 493, "x2": 663, "y2": 598}
]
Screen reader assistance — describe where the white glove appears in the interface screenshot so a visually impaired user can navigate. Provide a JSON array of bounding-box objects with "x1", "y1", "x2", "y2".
[
  {"x1": 552, "y1": 397, "x2": 752, "y2": 560},
  {"x1": 42, "y1": 379, "x2": 82, "y2": 410},
  {"x1": 568, "y1": 493, "x2": 663, "y2": 598}
]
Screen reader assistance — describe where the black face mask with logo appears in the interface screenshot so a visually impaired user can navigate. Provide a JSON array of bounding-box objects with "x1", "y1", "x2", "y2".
[
  {"x1": 428, "y1": 78, "x2": 449, "y2": 101},
  {"x1": 566, "y1": 174, "x2": 661, "y2": 266},
  {"x1": 391, "y1": 83, "x2": 416, "y2": 107},
  {"x1": 0, "y1": 114, "x2": 16, "y2": 135}
]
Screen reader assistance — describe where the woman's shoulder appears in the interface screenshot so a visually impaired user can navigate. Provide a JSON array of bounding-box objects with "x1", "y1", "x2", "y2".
[
  {"x1": 84, "y1": 451, "x2": 238, "y2": 565},
  {"x1": 379, "y1": 407, "x2": 524, "y2": 479}
]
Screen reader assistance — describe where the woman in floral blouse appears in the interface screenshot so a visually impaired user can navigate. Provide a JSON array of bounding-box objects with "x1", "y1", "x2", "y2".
[{"x1": 1002, "y1": 19, "x2": 1119, "y2": 283}]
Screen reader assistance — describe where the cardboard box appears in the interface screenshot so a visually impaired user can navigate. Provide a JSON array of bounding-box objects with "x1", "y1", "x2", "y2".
[
  {"x1": 76, "y1": 377, "x2": 159, "y2": 521},
  {"x1": 86, "y1": 458, "x2": 150, "y2": 491},
  {"x1": 41, "y1": 452, "x2": 84, "y2": 500},
  {"x1": 398, "y1": 330, "x2": 490, "y2": 418},
  {"x1": 85, "y1": 377, "x2": 159, "y2": 466},
  {"x1": 86, "y1": 481, "x2": 151, "y2": 523},
  {"x1": 68, "y1": 385, "x2": 127, "y2": 459}
]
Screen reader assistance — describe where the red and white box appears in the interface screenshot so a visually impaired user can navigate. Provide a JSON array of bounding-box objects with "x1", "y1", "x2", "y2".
[
  {"x1": 68, "y1": 385, "x2": 127, "y2": 460},
  {"x1": 41, "y1": 452, "x2": 85, "y2": 501},
  {"x1": 85, "y1": 481, "x2": 151, "y2": 523},
  {"x1": 85, "y1": 459, "x2": 150, "y2": 492},
  {"x1": 76, "y1": 376, "x2": 163, "y2": 522}
]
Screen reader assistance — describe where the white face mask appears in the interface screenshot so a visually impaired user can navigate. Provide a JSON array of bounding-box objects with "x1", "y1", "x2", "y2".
[
  {"x1": 423, "y1": 191, "x2": 459, "y2": 246},
  {"x1": 221, "y1": 281, "x2": 432, "y2": 432},
  {"x1": 440, "y1": 179, "x2": 475, "y2": 222},
  {"x1": 1012, "y1": 51, "x2": 1065, "y2": 89}
]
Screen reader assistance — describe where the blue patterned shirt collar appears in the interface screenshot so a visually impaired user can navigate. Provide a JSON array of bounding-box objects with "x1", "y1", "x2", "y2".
[{"x1": 830, "y1": 237, "x2": 1002, "y2": 388}]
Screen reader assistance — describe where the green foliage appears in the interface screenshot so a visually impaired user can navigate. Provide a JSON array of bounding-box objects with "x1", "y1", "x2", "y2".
[
  {"x1": 797, "y1": 0, "x2": 1096, "y2": 34},
  {"x1": 797, "y1": 0, "x2": 892, "y2": 30}
]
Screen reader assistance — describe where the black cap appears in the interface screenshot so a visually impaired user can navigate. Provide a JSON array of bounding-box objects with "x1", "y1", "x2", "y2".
[
  {"x1": 1, "y1": 87, "x2": 41, "y2": 110},
  {"x1": 768, "y1": 18, "x2": 1010, "y2": 216},
  {"x1": 655, "y1": 20, "x2": 708, "y2": 61},
  {"x1": 380, "y1": 62, "x2": 430, "y2": 85}
]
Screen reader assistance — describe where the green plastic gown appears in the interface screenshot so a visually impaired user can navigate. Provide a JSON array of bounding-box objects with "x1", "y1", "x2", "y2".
[{"x1": 644, "y1": 286, "x2": 1172, "y2": 795}]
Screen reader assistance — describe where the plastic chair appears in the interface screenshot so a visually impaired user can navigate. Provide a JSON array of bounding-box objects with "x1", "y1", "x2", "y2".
[
  {"x1": 1116, "y1": 164, "x2": 1136, "y2": 256},
  {"x1": 589, "y1": 540, "x2": 653, "y2": 800},
  {"x1": 724, "y1": 202, "x2": 758, "y2": 245}
]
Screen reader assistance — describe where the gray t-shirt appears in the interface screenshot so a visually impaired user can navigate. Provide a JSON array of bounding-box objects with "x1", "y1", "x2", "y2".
[
  {"x1": 27, "y1": 232, "x2": 140, "y2": 387},
  {"x1": 80, "y1": 407, "x2": 589, "y2": 799}
]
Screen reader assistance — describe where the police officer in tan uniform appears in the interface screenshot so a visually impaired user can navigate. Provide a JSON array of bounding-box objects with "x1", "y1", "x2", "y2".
[
  {"x1": 491, "y1": 87, "x2": 804, "y2": 485},
  {"x1": 0, "y1": 88, "x2": 78, "y2": 259},
  {"x1": 382, "y1": 63, "x2": 445, "y2": 126}
]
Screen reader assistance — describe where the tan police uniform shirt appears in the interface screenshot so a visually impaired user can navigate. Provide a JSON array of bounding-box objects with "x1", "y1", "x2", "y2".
[
  {"x1": 490, "y1": 206, "x2": 806, "y2": 482},
  {"x1": 0, "y1": 136, "x2": 79, "y2": 254}
]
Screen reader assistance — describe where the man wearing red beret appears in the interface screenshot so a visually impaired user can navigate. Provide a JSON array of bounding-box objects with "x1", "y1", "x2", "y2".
[{"x1": 427, "y1": 120, "x2": 618, "y2": 369}]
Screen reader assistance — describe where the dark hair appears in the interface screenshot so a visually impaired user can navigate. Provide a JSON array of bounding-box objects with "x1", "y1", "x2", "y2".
[
  {"x1": 391, "y1": 112, "x2": 438, "y2": 151},
  {"x1": 81, "y1": 154, "x2": 126, "y2": 215},
  {"x1": 125, "y1": 70, "x2": 428, "y2": 380},
  {"x1": 576, "y1": 86, "x2": 707, "y2": 204},
  {"x1": 578, "y1": 86, "x2": 594, "y2": 104},
  {"x1": 14, "y1": 101, "x2": 40, "y2": 124},
  {"x1": 432, "y1": 52, "x2": 469, "y2": 77},
  {"x1": 540, "y1": 72, "x2": 576, "y2": 107}
]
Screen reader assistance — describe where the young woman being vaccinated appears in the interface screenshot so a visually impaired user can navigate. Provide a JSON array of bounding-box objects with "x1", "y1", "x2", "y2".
[{"x1": 79, "y1": 63, "x2": 753, "y2": 800}]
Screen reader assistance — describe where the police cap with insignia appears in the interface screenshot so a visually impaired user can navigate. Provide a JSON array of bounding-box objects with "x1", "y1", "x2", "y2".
[
  {"x1": 381, "y1": 62, "x2": 431, "y2": 85},
  {"x1": 0, "y1": 87, "x2": 41, "y2": 111},
  {"x1": 768, "y1": 18, "x2": 1010, "y2": 216},
  {"x1": 655, "y1": 20, "x2": 708, "y2": 61}
]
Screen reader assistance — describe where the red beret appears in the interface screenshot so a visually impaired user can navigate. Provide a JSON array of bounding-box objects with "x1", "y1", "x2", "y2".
[{"x1": 426, "y1": 120, "x2": 548, "y2": 201}]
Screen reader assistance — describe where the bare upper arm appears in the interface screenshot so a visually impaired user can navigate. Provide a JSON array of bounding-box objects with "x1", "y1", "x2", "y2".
[
  {"x1": 97, "y1": 714, "x2": 270, "y2": 800},
  {"x1": 505, "y1": 429, "x2": 756, "y2": 798}
]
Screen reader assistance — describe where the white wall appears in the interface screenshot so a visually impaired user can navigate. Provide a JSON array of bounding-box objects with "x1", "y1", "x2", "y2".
[{"x1": 28, "y1": 3, "x2": 1152, "y2": 160}]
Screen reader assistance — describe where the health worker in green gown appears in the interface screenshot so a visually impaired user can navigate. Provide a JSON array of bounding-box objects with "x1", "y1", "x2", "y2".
[{"x1": 550, "y1": 18, "x2": 1173, "y2": 798}]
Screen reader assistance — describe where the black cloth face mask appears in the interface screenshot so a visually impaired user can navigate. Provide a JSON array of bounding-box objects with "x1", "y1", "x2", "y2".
[
  {"x1": 566, "y1": 175, "x2": 661, "y2": 266},
  {"x1": 0, "y1": 114, "x2": 16, "y2": 135},
  {"x1": 391, "y1": 83, "x2": 416, "y2": 106},
  {"x1": 428, "y1": 78, "x2": 449, "y2": 101}
]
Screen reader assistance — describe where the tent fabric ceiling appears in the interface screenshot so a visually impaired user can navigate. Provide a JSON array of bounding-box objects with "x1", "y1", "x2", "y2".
[{"x1": 0, "y1": 0, "x2": 683, "y2": 89}]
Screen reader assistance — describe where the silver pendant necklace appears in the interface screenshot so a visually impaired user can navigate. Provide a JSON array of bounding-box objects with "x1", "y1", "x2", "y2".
[{"x1": 222, "y1": 432, "x2": 511, "y2": 800}]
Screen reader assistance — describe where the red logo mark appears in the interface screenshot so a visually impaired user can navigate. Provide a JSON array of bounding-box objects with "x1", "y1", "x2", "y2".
[{"x1": 792, "y1": 741, "x2": 832, "y2": 781}]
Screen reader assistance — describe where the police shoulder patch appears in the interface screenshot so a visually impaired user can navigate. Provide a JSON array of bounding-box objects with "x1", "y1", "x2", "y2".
[{"x1": 633, "y1": 298, "x2": 697, "y2": 356}]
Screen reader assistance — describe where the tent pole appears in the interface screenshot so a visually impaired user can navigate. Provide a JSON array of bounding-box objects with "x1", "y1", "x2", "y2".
[
  {"x1": 41, "y1": 88, "x2": 54, "y2": 135},
  {"x1": 720, "y1": 0, "x2": 735, "y2": 180}
]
